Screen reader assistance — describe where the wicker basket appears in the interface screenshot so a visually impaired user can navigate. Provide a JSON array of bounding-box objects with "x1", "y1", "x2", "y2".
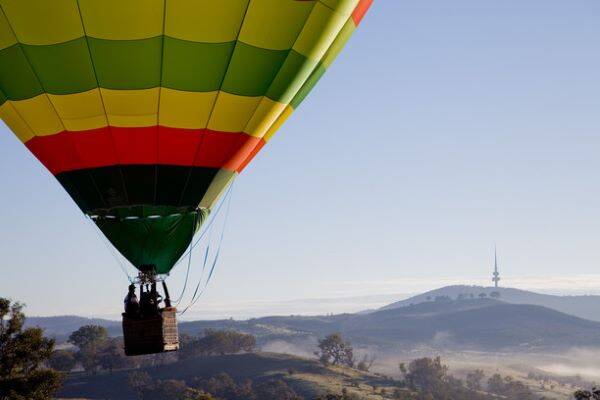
[{"x1": 122, "y1": 307, "x2": 179, "y2": 356}]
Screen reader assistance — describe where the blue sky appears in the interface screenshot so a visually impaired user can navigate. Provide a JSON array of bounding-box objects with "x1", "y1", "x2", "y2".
[{"x1": 1, "y1": 0, "x2": 600, "y2": 318}]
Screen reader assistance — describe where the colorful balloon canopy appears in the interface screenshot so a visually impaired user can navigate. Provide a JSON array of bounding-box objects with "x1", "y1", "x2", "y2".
[{"x1": 0, "y1": 0, "x2": 372, "y2": 274}]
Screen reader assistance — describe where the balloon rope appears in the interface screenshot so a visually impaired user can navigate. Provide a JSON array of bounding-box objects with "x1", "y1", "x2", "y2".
[
  {"x1": 172, "y1": 181, "x2": 234, "y2": 268},
  {"x1": 171, "y1": 210, "x2": 198, "y2": 306},
  {"x1": 178, "y1": 182, "x2": 234, "y2": 316},
  {"x1": 85, "y1": 217, "x2": 133, "y2": 282}
]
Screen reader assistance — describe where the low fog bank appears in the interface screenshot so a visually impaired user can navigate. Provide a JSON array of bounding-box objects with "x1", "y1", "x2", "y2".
[{"x1": 261, "y1": 339, "x2": 600, "y2": 384}]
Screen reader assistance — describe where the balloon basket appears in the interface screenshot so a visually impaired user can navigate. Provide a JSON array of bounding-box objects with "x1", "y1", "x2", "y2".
[{"x1": 122, "y1": 307, "x2": 179, "y2": 356}]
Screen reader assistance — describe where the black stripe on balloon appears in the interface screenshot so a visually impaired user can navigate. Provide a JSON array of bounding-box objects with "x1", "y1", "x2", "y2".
[{"x1": 56, "y1": 165, "x2": 220, "y2": 213}]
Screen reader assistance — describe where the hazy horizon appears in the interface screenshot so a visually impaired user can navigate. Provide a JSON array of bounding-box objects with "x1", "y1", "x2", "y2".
[{"x1": 23, "y1": 276, "x2": 600, "y2": 320}]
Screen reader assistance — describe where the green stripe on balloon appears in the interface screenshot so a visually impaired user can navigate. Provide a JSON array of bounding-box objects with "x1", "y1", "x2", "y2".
[
  {"x1": 0, "y1": 37, "x2": 321, "y2": 102},
  {"x1": 0, "y1": 44, "x2": 44, "y2": 100},
  {"x1": 162, "y1": 39, "x2": 235, "y2": 92}
]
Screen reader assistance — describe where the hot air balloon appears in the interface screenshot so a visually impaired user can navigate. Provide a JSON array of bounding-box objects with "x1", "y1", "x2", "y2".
[{"x1": 0, "y1": 0, "x2": 372, "y2": 355}]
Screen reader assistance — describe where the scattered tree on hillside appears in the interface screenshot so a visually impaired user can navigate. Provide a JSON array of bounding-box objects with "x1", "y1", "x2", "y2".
[
  {"x1": 490, "y1": 291, "x2": 501, "y2": 299},
  {"x1": 180, "y1": 329, "x2": 256, "y2": 359},
  {"x1": 128, "y1": 371, "x2": 152, "y2": 400},
  {"x1": 356, "y1": 355, "x2": 376, "y2": 372},
  {"x1": 405, "y1": 357, "x2": 448, "y2": 393},
  {"x1": 478, "y1": 293, "x2": 487, "y2": 299},
  {"x1": 195, "y1": 373, "x2": 254, "y2": 400},
  {"x1": 254, "y1": 379, "x2": 302, "y2": 400},
  {"x1": 0, "y1": 298, "x2": 62, "y2": 400},
  {"x1": 195, "y1": 372, "x2": 302, "y2": 400},
  {"x1": 98, "y1": 338, "x2": 134, "y2": 372},
  {"x1": 317, "y1": 333, "x2": 354, "y2": 367},
  {"x1": 574, "y1": 387, "x2": 600, "y2": 399},
  {"x1": 68, "y1": 325, "x2": 108, "y2": 351},
  {"x1": 48, "y1": 349, "x2": 76, "y2": 372},
  {"x1": 145, "y1": 379, "x2": 213, "y2": 400},
  {"x1": 69, "y1": 325, "x2": 132, "y2": 374},
  {"x1": 487, "y1": 373, "x2": 534, "y2": 399},
  {"x1": 466, "y1": 369, "x2": 485, "y2": 391}
]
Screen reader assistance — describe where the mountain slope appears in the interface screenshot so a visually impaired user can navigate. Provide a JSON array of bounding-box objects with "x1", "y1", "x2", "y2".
[{"x1": 379, "y1": 285, "x2": 600, "y2": 322}]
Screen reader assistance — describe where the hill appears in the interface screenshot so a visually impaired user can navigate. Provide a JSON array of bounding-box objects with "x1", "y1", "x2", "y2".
[
  {"x1": 57, "y1": 352, "x2": 398, "y2": 400},
  {"x1": 30, "y1": 297, "x2": 600, "y2": 352},
  {"x1": 378, "y1": 285, "x2": 600, "y2": 321},
  {"x1": 25, "y1": 315, "x2": 120, "y2": 341},
  {"x1": 238, "y1": 299, "x2": 600, "y2": 351}
]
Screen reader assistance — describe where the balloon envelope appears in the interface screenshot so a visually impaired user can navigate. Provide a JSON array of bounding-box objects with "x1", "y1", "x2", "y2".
[{"x1": 0, "y1": 0, "x2": 372, "y2": 274}]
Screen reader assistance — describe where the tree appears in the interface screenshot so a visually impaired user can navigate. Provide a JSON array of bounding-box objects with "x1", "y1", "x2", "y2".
[
  {"x1": 487, "y1": 373, "x2": 504, "y2": 394},
  {"x1": 465, "y1": 369, "x2": 485, "y2": 391},
  {"x1": 181, "y1": 330, "x2": 256, "y2": 359},
  {"x1": 405, "y1": 357, "x2": 448, "y2": 392},
  {"x1": 398, "y1": 362, "x2": 407, "y2": 377},
  {"x1": 48, "y1": 350, "x2": 76, "y2": 372},
  {"x1": 574, "y1": 387, "x2": 600, "y2": 399},
  {"x1": 195, "y1": 373, "x2": 247, "y2": 400},
  {"x1": 478, "y1": 293, "x2": 487, "y2": 299},
  {"x1": 356, "y1": 355, "x2": 375, "y2": 372},
  {"x1": 98, "y1": 338, "x2": 134, "y2": 372},
  {"x1": 68, "y1": 325, "x2": 108, "y2": 352},
  {"x1": 487, "y1": 373, "x2": 534, "y2": 399},
  {"x1": 489, "y1": 291, "x2": 501, "y2": 299},
  {"x1": 146, "y1": 379, "x2": 214, "y2": 400},
  {"x1": 254, "y1": 379, "x2": 302, "y2": 400},
  {"x1": 317, "y1": 333, "x2": 354, "y2": 367},
  {"x1": 128, "y1": 371, "x2": 152, "y2": 400},
  {"x1": 0, "y1": 298, "x2": 62, "y2": 400}
]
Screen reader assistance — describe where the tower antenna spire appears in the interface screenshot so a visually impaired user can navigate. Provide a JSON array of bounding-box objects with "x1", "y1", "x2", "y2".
[{"x1": 492, "y1": 245, "x2": 500, "y2": 288}]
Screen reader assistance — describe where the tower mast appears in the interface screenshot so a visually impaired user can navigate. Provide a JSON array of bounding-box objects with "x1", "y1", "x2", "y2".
[{"x1": 492, "y1": 246, "x2": 500, "y2": 288}]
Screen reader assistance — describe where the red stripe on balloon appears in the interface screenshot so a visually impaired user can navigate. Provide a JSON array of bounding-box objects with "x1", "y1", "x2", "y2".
[
  {"x1": 352, "y1": 0, "x2": 373, "y2": 25},
  {"x1": 25, "y1": 127, "x2": 265, "y2": 175}
]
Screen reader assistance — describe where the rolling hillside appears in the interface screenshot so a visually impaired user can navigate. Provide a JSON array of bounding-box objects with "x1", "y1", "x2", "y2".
[
  {"x1": 378, "y1": 285, "x2": 600, "y2": 322},
  {"x1": 57, "y1": 352, "x2": 398, "y2": 400}
]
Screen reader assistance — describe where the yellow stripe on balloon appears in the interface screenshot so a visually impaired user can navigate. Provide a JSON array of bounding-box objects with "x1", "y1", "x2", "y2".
[
  {"x1": 165, "y1": 0, "x2": 248, "y2": 43},
  {"x1": 0, "y1": 0, "x2": 83, "y2": 45},
  {"x1": 0, "y1": 101, "x2": 34, "y2": 142},
  {"x1": 320, "y1": 0, "x2": 360, "y2": 16},
  {"x1": 199, "y1": 170, "x2": 237, "y2": 210},
  {"x1": 239, "y1": 0, "x2": 314, "y2": 51},
  {"x1": 78, "y1": 0, "x2": 164, "y2": 40},
  {"x1": 3, "y1": 88, "x2": 295, "y2": 135},
  {"x1": 48, "y1": 89, "x2": 107, "y2": 131},
  {"x1": 158, "y1": 88, "x2": 217, "y2": 130},
  {"x1": 101, "y1": 88, "x2": 159, "y2": 127},
  {"x1": 208, "y1": 92, "x2": 261, "y2": 133},
  {"x1": 293, "y1": 2, "x2": 348, "y2": 61},
  {"x1": 245, "y1": 97, "x2": 288, "y2": 138},
  {"x1": 322, "y1": 18, "x2": 356, "y2": 69},
  {"x1": 263, "y1": 105, "x2": 293, "y2": 142},
  {"x1": 10, "y1": 94, "x2": 63, "y2": 136}
]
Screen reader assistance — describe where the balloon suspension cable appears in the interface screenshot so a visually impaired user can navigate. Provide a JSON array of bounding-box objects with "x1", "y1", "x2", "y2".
[
  {"x1": 85, "y1": 216, "x2": 133, "y2": 283},
  {"x1": 171, "y1": 209, "x2": 199, "y2": 305},
  {"x1": 178, "y1": 182, "x2": 234, "y2": 316},
  {"x1": 172, "y1": 182, "x2": 234, "y2": 307}
]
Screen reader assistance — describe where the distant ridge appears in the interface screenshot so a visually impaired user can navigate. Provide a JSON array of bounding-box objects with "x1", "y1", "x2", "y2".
[
  {"x1": 25, "y1": 315, "x2": 120, "y2": 339},
  {"x1": 377, "y1": 285, "x2": 600, "y2": 322},
  {"x1": 27, "y1": 290, "x2": 600, "y2": 351}
]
